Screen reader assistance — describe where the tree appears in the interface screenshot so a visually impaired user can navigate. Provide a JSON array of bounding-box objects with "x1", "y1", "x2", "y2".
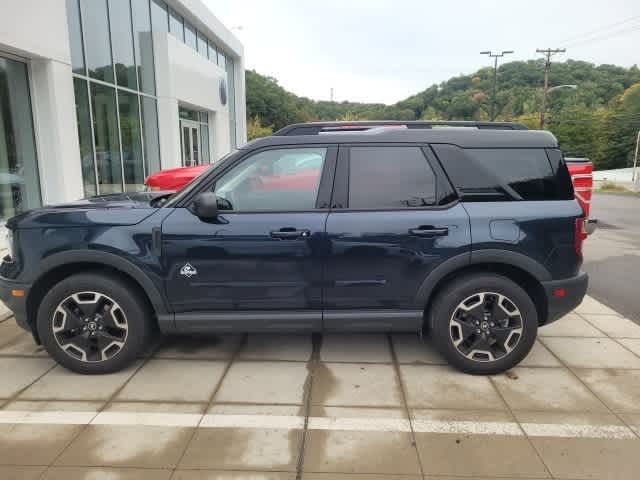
[
  {"x1": 245, "y1": 63, "x2": 640, "y2": 169},
  {"x1": 247, "y1": 116, "x2": 273, "y2": 140}
]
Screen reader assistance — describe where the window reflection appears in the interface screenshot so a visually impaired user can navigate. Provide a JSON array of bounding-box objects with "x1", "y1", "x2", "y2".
[
  {"x1": 150, "y1": 0, "x2": 169, "y2": 34},
  {"x1": 90, "y1": 83, "x2": 123, "y2": 194},
  {"x1": 141, "y1": 97, "x2": 160, "y2": 174},
  {"x1": 118, "y1": 91, "x2": 144, "y2": 191},
  {"x1": 184, "y1": 22, "x2": 197, "y2": 49},
  {"x1": 65, "y1": 0, "x2": 85, "y2": 75},
  {"x1": 73, "y1": 78, "x2": 97, "y2": 197},
  {"x1": 109, "y1": 0, "x2": 137, "y2": 90},
  {"x1": 131, "y1": 0, "x2": 155, "y2": 95},
  {"x1": 81, "y1": 0, "x2": 114, "y2": 83},
  {"x1": 169, "y1": 8, "x2": 184, "y2": 41},
  {"x1": 0, "y1": 57, "x2": 41, "y2": 220}
]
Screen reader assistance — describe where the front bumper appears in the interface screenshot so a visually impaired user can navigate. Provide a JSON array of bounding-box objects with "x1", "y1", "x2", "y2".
[
  {"x1": 541, "y1": 271, "x2": 589, "y2": 324},
  {"x1": 0, "y1": 276, "x2": 31, "y2": 332}
]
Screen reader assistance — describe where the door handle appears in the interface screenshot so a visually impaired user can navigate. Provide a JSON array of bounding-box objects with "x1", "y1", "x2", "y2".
[
  {"x1": 270, "y1": 228, "x2": 311, "y2": 239},
  {"x1": 409, "y1": 226, "x2": 449, "y2": 237}
]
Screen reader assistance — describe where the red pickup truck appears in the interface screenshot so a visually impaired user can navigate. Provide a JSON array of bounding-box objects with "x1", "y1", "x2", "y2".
[{"x1": 145, "y1": 122, "x2": 595, "y2": 219}]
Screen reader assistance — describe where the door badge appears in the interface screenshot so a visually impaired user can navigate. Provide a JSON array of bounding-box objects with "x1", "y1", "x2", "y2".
[{"x1": 180, "y1": 263, "x2": 198, "y2": 278}]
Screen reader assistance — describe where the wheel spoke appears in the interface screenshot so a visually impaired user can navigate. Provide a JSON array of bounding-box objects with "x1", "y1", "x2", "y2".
[{"x1": 492, "y1": 325, "x2": 523, "y2": 353}]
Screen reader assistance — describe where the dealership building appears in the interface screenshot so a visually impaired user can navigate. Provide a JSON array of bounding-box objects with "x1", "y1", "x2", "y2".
[{"x1": 0, "y1": 0, "x2": 246, "y2": 231}]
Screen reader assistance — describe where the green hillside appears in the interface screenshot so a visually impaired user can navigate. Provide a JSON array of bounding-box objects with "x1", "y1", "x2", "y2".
[{"x1": 245, "y1": 60, "x2": 640, "y2": 170}]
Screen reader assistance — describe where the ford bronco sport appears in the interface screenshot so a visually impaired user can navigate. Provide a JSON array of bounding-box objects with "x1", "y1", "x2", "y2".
[{"x1": 0, "y1": 122, "x2": 588, "y2": 375}]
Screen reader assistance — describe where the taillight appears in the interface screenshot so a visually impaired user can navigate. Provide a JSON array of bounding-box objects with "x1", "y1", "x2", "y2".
[{"x1": 575, "y1": 218, "x2": 588, "y2": 259}]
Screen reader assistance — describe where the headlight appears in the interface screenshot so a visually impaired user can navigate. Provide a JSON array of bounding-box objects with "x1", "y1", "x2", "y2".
[{"x1": 5, "y1": 229, "x2": 14, "y2": 261}]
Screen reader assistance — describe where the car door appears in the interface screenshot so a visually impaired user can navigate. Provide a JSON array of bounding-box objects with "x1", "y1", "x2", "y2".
[
  {"x1": 161, "y1": 145, "x2": 336, "y2": 332},
  {"x1": 323, "y1": 144, "x2": 471, "y2": 331}
]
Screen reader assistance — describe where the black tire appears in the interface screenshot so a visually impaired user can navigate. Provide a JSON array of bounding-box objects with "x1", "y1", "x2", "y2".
[
  {"x1": 37, "y1": 272, "x2": 151, "y2": 374},
  {"x1": 430, "y1": 273, "x2": 538, "y2": 375}
]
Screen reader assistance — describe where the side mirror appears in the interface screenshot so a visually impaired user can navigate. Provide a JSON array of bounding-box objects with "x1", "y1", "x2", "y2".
[{"x1": 192, "y1": 192, "x2": 218, "y2": 219}]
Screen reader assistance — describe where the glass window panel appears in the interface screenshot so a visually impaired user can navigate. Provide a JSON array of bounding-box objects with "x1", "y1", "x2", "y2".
[
  {"x1": 226, "y1": 57, "x2": 236, "y2": 148},
  {"x1": 90, "y1": 83, "x2": 122, "y2": 193},
  {"x1": 65, "y1": 0, "x2": 85, "y2": 75},
  {"x1": 213, "y1": 148, "x2": 326, "y2": 211},
  {"x1": 169, "y1": 8, "x2": 184, "y2": 41},
  {"x1": 131, "y1": 0, "x2": 155, "y2": 95},
  {"x1": 73, "y1": 78, "x2": 97, "y2": 197},
  {"x1": 81, "y1": 0, "x2": 114, "y2": 84},
  {"x1": 150, "y1": 0, "x2": 168, "y2": 35},
  {"x1": 184, "y1": 21, "x2": 197, "y2": 50},
  {"x1": 348, "y1": 147, "x2": 437, "y2": 208},
  {"x1": 182, "y1": 125, "x2": 191, "y2": 166},
  {"x1": 199, "y1": 111, "x2": 208, "y2": 123},
  {"x1": 200, "y1": 125, "x2": 210, "y2": 164},
  {"x1": 108, "y1": 0, "x2": 137, "y2": 90},
  {"x1": 141, "y1": 96, "x2": 160, "y2": 174},
  {"x1": 0, "y1": 57, "x2": 41, "y2": 220},
  {"x1": 197, "y1": 32, "x2": 208, "y2": 57},
  {"x1": 118, "y1": 91, "x2": 144, "y2": 191},
  {"x1": 217, "y1": 50, "x2": 226, "y2": 68},
  {"x1": 192, "y1": 127, "x2": 199, "y2": 164},
  {"x1": 208, "y1": 42, "x2": 217, "y2": 64},
  {"x1": 179, "y1": 107, "x2": 198, "y2": 121}
]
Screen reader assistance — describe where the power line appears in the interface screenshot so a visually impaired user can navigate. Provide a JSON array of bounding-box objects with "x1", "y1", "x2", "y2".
[
  {"x1": 559, "y1": 14, "x2": 640, "y2": 44},
  {"x1": 565, "y1": 24, "x2": 640, "y2": 48}
]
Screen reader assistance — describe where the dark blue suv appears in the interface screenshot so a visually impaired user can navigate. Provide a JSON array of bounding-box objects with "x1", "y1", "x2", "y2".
[{"x1": 0, "y1": 122, "x2": 588, "y2": 375}]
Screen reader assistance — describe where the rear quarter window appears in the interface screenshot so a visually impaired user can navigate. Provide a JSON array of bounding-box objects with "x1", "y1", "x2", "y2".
[{"x1": 432, "y1": 145, "x2": 573, "y2": 201}]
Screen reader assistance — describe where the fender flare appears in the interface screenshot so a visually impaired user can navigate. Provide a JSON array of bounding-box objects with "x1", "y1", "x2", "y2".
[
  {"x1": 414, "y1": 249, "x2": 551, "y2": 307},
  {"x1": 37, "y1": 250, "x2": 169, "y2": 315}
]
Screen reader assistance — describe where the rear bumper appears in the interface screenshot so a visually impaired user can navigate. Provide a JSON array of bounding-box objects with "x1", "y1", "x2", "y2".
[
  {"x1": 541, "y1": 271, "x2": 589, "y2": 324},
  {"x1": 0, "y1": 276, "x2": 31, "y2": 332}
]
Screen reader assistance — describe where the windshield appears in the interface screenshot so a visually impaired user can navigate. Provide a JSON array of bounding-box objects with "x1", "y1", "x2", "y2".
[{"x1": 163, "y1": 150, "x2": 237, "y2": 207}]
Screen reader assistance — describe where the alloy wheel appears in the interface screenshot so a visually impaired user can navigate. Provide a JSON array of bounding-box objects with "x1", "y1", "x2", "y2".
[
  {"x1": 52, "y1": 291, "x2": 128, "y2": 362},
  {"x1": 449, "y1": 291, "x2": 523, "y2": 362}
]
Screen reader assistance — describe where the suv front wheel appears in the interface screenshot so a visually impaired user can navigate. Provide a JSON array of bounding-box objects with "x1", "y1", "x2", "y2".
[
  {"x1": 430, "y1": 273, "x2": 538, "y2": 375},
  {"x1": 37, "y1": 272, "x2": 151, "y2": 374}
]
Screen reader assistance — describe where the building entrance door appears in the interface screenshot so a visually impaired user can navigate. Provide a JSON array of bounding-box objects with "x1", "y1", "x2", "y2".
[{"x1": 180, "y1": 120, "x2": 201, "y2": 166}]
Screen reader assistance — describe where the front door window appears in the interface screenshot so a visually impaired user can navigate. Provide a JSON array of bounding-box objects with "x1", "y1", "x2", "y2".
[{"x1": 0, "y1": 55, "x2": 40, "y2": 221}]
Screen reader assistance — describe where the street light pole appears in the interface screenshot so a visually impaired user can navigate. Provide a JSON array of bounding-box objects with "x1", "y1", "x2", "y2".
[{"x1": 480, "y1": 50, "x2": 514, "y2": 121}]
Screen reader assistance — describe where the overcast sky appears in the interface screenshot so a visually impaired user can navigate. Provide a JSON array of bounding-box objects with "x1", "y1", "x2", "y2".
[{"x1": 204, "y1": 0, "x2": 640, "y2": 104}]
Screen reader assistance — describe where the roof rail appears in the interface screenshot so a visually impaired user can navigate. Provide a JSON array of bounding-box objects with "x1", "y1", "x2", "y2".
[{"x1": 274, "y1": 120, "x2": 528, "y2": 136}]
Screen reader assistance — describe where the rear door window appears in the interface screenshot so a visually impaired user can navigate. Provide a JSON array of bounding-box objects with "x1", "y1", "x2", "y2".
[{"x1": 347, "y1": 146, "x2": 437, "y2": 209}]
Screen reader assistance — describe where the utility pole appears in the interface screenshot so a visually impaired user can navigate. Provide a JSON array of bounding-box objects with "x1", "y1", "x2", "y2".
[
  {"x1": 330, "y1": 87, "x2": 334, "y2": 102},
  {"x1": 480, "y1": 51, "x2": 514, "y2": 121},
  {"x1": 537, "y1": 48, "x2": 566, "y2": 129}
]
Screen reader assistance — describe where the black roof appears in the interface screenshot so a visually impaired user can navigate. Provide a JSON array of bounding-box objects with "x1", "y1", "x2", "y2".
[{"x1": 241, "y1": 126, "x2": 559, "y2": 150}]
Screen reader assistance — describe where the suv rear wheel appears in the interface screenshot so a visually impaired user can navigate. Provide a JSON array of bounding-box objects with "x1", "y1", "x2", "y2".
[
  {"x1": 430, "y1": 273, "x2": 537, "y2": 375},
  {"x1": 37, "y1": 273, "x2": 151, "y2": 374}
]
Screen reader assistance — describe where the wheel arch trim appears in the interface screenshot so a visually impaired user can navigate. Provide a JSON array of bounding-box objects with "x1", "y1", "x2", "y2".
[
  {"x1": 415, "y1": 249, "x2": 551, "y2": 307},
  {"x1": 35, "y1": 250, "x2": 169, "y2": 316}
]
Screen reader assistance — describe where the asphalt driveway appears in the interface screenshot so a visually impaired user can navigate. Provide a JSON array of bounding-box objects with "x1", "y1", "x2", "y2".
[{"x1": 584, "y1": 192, "x2": 640, "y2": 323}]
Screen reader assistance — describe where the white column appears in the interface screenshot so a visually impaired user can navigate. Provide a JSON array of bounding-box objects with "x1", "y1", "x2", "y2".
[
  {"x1": 234, "y1": 56, "x2": 247, "y2": 145},
  {"x1": 30, "y1": 59, "x2": 84, "y2": 204}
]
